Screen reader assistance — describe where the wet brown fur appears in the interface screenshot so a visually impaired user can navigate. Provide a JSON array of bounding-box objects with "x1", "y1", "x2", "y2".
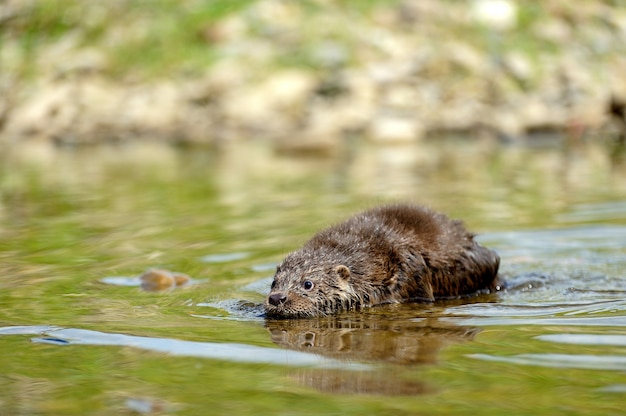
[{"x1": 265, "y1": 204, "x2": 500, "y2": 318}]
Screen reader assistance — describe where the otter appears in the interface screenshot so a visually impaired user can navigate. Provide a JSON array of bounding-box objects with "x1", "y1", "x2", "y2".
[{"x1": 265, "y1": 204, "x2": 500, "y2": 318}]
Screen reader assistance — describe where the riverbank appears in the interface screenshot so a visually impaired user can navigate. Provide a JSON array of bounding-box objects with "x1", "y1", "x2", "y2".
[{"x1": 2, "y1": 1, "x2": 626, "y2": 150}]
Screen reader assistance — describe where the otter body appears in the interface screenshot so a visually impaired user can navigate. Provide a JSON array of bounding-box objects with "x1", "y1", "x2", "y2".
[{"x1": 265, "y1": 204, "x2": 500, "y2": 318}]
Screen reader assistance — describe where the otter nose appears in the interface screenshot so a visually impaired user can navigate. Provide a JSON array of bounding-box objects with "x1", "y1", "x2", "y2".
[{"x1": 268, "y1": 293, "x2": 287, "y2": 306}]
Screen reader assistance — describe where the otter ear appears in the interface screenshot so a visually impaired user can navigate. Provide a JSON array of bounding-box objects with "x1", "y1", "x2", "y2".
[{"x1": 335, "y1": 265, "x2": 351, "y2": 281}]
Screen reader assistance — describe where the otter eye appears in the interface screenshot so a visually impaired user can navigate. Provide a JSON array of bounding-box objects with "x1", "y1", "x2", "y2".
[
  {"x1": 303, "y1": 280, "x2": 314, "y2": 291},
  {"x1": 271, "y1": 280, "x2": 276, "y2": 289}
]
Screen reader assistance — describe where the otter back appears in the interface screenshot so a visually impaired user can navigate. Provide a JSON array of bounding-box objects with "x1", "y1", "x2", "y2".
[{"x1": 265, "y1": 204, "x2": 500, "y2": 318}]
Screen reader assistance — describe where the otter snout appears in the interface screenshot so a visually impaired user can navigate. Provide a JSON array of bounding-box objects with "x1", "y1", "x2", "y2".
[{"x1": 268, "y1": 292, "x2": 287, "y2": 306}]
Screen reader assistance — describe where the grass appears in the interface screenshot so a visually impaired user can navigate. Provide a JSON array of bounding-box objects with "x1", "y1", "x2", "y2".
[
  {"x1": 1, "y1": 0, "x2": 620, "y2": 83},
  {"x1": 3, "y1": 0, "x2": 256, "y2": 78}
]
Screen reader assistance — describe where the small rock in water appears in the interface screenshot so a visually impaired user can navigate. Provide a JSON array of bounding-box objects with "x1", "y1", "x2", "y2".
[
  {"x1": 139, "y1": 269, "x2": 191, "y2": 292},
  {"x1": 172, "y1": 272, "x2": 191, "y2": 287}
]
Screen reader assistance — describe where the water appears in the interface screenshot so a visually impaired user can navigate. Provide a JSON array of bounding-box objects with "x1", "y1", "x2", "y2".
[{"x1": 0, "y1": 138, "x2": 625, "y2": 415}]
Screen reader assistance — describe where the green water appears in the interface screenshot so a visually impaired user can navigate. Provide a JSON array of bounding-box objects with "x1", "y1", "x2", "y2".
[{"x1": 1, "y1": 139, "x2": 625, "y2": 415}]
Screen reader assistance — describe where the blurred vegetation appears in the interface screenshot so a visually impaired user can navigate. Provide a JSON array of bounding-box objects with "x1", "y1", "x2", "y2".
[
  {"x1": 2, "y1": 0, "x2": 625, "y2": 145},
  {"x1": 2, "y1": 0, "x2": 409, "y2": 77},
  {"x1": 2, "y1": 0, "x2": 599, "y2": 78},
  {"x1": 2, "y1": 0, "x2": 259, "y2": 77},
  {"x1": 3, "y1": 0, "x2": 623, "y2": 89}
]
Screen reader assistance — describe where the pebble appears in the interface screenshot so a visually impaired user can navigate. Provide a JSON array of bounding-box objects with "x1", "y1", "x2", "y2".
[{"x1": 139, "y1": 269, "x2": 191, "y2": 292}]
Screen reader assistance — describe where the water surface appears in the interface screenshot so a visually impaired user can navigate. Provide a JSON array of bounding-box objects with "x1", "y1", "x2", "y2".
[{"x1": 1, "y1": 138, "x2": 625, "y2": 415}]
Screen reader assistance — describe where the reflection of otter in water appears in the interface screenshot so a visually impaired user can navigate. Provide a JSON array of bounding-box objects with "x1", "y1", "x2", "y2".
[
  {"x1": 266, "y1": 204, "x2": 500, "y2": 318},
  {"x1": 265, "y1": 309, "x2": 481, "y2": 395},
  {"x1": 266, "y1": 310, "x2": 478, "y2": 365}
]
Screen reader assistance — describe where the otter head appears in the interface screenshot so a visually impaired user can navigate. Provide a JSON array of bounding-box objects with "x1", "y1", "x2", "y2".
[{"x1": 265, "y1": 261, "x2": 353, "y2": 318}]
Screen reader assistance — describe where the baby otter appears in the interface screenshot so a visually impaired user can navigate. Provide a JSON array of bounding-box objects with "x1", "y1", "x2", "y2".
[{"x1": 265, "y1": 204, "x2": 500, "y2": 318}]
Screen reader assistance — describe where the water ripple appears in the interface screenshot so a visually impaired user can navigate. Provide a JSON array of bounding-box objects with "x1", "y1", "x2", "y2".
[
  {"x1": 556, "y1": 201, "x2": 626, "y2": 223},
  {"x1": 0, "y1": 325, "x2": 366, "y2": 370},
  {"x1": 486, "y1": 225, "x2": 626, "y2": 254},
  {"x1": 199, "y1": 252, "x2": 250, "y2": 263},
  {"x1": 468, "y1": 353, "x2": 626, "y2": 371},
  {"x1": 441, "y1": 315, "x2": 626, "y2": 327},
  {"x1": 536, "y1": 334, "x2": 626, "y2": 347},
  {"x1": 444, "y1": 299, "x2": 626, "y2": 319}
]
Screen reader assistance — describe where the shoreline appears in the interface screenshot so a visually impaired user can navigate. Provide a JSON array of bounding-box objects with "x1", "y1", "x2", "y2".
[{"x1": 2, "y1": 1, "x2": 626, "y2": 149}]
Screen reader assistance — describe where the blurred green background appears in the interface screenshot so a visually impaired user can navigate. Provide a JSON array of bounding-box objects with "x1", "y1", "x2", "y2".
[{"x1": 1, "y1": 0, "x2": 625, "y2": 147}]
